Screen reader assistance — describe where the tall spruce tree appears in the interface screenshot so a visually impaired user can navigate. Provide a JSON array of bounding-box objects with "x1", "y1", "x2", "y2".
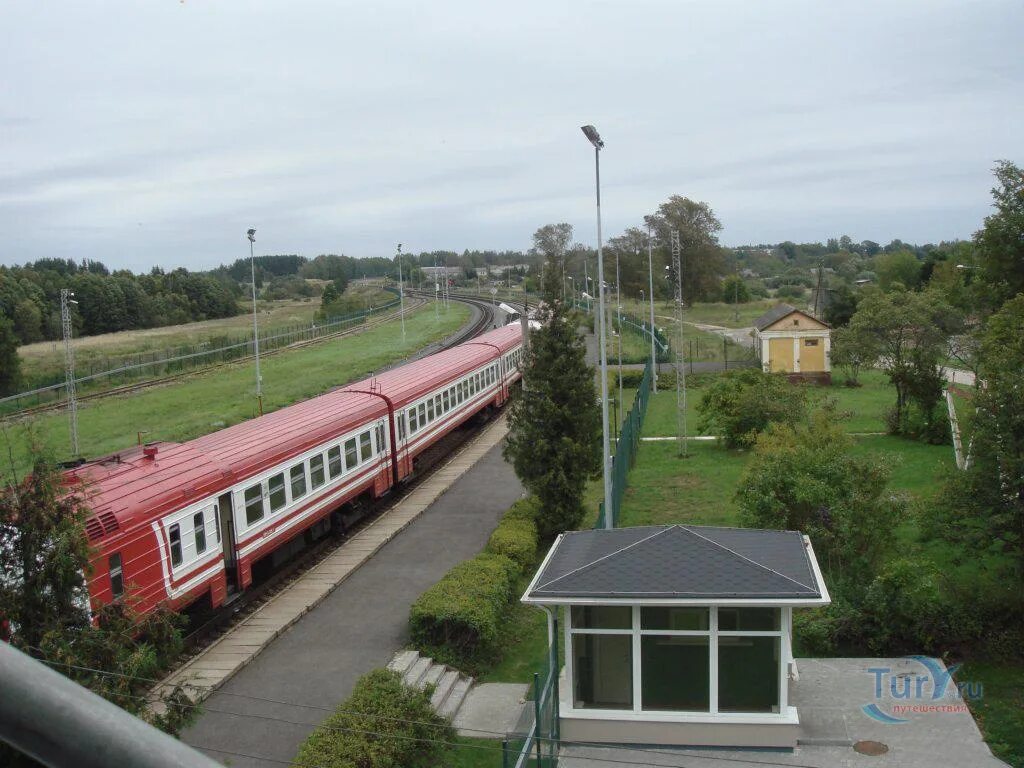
[{"x1": 503, "y1": 253, "x2": 601, "y2": 538}]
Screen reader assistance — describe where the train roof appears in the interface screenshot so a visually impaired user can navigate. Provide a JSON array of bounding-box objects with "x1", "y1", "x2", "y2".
[
  {"x1": 68, "y1": 390, "x2": 386, "y2": 540},
  {"x1": 342, "y1": 324, "x2": 522, "y2": 408}
]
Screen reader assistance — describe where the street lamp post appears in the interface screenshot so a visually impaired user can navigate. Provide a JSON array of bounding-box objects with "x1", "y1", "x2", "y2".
[
  {"x1": 396, "y1": 243, "x2": 407, "y2": 341},
  {"x1": 647, "y1": 223, "x2": 657, "y2": 393},
  {"x1": 581, "y1": 124, "x2": 613, "y2": 530},
  {"x1": 615, "y1": 250, "x2": 623, "y2": 412},
  {"x1": 61, "y1": 289, "x2": 79, "y2": 456},
  {"x1": 247, "y1": 228, "x2": 263, "y2": 416}
]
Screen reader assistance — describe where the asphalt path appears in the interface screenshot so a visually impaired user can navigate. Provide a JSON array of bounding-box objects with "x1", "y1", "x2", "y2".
[{"x1": 182, "y1": 442, "x2": 525, "y2": 767}]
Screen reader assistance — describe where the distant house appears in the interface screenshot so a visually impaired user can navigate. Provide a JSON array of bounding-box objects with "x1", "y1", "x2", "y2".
[
  {"x1": 753, "y1": 304, "x2": 831, "y2": 382},
  {"x1": 522, "y1": 524, "x2": 830, "y2": 748}
]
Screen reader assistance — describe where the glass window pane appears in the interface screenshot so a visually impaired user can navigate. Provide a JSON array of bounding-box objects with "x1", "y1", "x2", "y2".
[
  {"x1": 328, "y1": 447, "x2": 342, "y2": 478},
  {"x1": 268, "y1": 473, "x2": 287, "y2": 512},
  {"x1": 427, "y1": 399, "x2": 435, "y2": 421},
  {"x1": 244, "y1": 484, "x2": 264, "y2": 525},
  {"x1": 443, "y1": 391, "x2": 450, "y2": 411},
  {"x1": 435, "y1": 395, "x2": 441, "y2": 415},
  {"x1": 345, "y1": 438, "x2": 358, "y2": 468},
  {"x1": 718, "y1": 608, "x2": 780, "y2": 632},
  {"x1": 169, "y1": 524, "x2": 183, "y2": 566},
  {"x1": 718, "y1": 636, "x2": 780, "y2": 713},
  {"x1": 290, "y1": 464, "x2": 307, "y2": 498},
  {"x1": 641, "y1": 607, "x2": 709, "y2": 631},
  {"x1": 409, "y1": 408, "x2": 418, "y2": 432},
  {"x1": 641, "y1": 636, "x2": 710, "y2": 711},
  {"x1": 571, "y1": 605, "x2": 632, "y2": 630},
  {"x1": 193, "y1": 512, "x2": 206, "y2": 554},
  {"x1": 109, "y1": 553, "x2": 123, "y2": 598},
  {"x1": 360, "y1": 432, "x2": 372, "y2": 461},
  {"x1": 572, "y1": 634, "x2": 633, "y2": 709},
  {"x1": 310, "y1": 455, "x2": 325, "y2": 488},
  {"x1": 418, "y1": 404, "x2": 426, "y2": 424}
]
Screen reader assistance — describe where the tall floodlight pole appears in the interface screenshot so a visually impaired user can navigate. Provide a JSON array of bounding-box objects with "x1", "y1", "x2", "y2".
[
  {"x1": 433, "y1": 254, "x2": 439, "y2": 320},
  {"x1": 61, "y1": 289, "x2": 79, "y2": 456},
  {"x1": 582, "y1": 124, "x2": 613, "y2": 529},
  {"x1": 396, "y1": 243, "x2": 407, "y2": 340},
  {"x1": 647, "y1": 223, "x2": 658, "y2": 393},
  {"x1": 670, "y1": 229, "x2": 688, "y2": 458},
  {"x1": 247, "y1": 228, "x2": 263, "y2": 416},
  {"x1": 615, "y1": 248, "x2": 623, "y2": 411}
]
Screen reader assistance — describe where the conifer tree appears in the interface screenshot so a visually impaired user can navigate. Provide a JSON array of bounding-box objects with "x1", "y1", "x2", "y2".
[{"x1": 504, "y1": 247, "x2": 601, "y2": 538}]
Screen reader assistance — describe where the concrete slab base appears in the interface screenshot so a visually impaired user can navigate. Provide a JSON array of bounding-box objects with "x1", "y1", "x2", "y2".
[{"x1": 454, "y1": 683, "x2": 530, "y2": 738}]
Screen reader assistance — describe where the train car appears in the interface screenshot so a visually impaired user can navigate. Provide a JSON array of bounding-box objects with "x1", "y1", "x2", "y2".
[{"x1": 68, "y1": 323, "x2": 524, "y2": 618}]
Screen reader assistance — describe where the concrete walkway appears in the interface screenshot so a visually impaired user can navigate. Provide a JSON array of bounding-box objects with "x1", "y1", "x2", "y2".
[{"x1": 178, "y1": 417, "x2": 525, "y2": 767}]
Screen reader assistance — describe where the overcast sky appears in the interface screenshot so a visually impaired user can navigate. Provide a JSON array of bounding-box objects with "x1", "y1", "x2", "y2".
[{"x1": 2, "y1": 0, "x2": 1022, "y2": 272}]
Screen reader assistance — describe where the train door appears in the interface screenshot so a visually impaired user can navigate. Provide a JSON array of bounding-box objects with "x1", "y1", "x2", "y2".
[{"x1": 217, "y1": 492, "x2": 239, "y2": 593}]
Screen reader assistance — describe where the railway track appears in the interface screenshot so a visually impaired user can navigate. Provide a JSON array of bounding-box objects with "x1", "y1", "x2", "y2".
[{"x1": 3, "y1": 297, "x2": 436, "y2": 421}]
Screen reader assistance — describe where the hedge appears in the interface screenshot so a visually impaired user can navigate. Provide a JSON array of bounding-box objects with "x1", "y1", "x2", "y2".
[
  {"x1": 409, "y1": 553, "x2": 519, "y2": 666},
  {"x1": 486, "y1": 516, "x2": 538, "y2": 572},
  {"x1": 503, "y1": 495, "x2": 541, "y2": 524},
  {"x1": 294, "y1": 668, "x2": 454, "y2": 768}
]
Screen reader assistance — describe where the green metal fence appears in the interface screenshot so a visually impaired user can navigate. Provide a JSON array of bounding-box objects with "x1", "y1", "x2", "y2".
[
  {"x1": 595, "y1": 357, "x2": 653, "y2": 530},
  {"x1": 502, "y1": 614, "x2": 560, "y2": 767}
]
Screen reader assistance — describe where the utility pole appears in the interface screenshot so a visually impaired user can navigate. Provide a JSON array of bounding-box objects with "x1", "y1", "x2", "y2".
[
  {"x1": 647, "y1": 223, "x2": 657, "y2": 394},
  {"x1": 433, "y1": 253, "x2": 439, "y2": 321},
  {"x1": 396, "y1": 243, "x2": 406, "y2": 340},
  {"x1": 615, "y1": 247, "x2": 623, "y2": 413},
  {"x1": 671, "y1": 229, "x2": 688, "y2": 458},
  {"x1": 61, "y1": 288, "x2": 79, "y2": 456},
  {"x1": 247, "y1": 228, "x2": 263, "y2": 416}
]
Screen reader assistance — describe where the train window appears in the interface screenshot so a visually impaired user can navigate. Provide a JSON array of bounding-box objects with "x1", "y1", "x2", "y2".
[
  {"x1": 193, "y1": 511, "x2": 207, "y2": 554},
  {"x1": 418, "y1": 403, "x2": 426, "y2": 425},
  {"x1": 345, "y1": 437, "x2": 358, "y2": 468},
  {"x1": 268, "y1": 473, "x2": 287, "y2": 512},
  {"x1": 443, "y1": 390, "x2": 450, "y2": 412},
  {"x1": 449, "y1": 386, "x2": 455, "y2": 406},
  {"x1": 359, "y1": 431, "x2": 372, "y2": 462},
  {"x1": 375, "y1": 424, "x2": 385, "y2": 452},
  {"x1": 169, "y1": 524, "x2": 183, "y2": 567},
  {"x1": 109, "y1": 553, "x2": 124, "y2": 598},
  {"x1": 244, "y1": 484, "x2": 264, "y2": 526},
  {"x1": 290, "y1": 464, "x2": 307, "y2": 499},
  {"x1": 409, "y1": 407, "x2": 418, "y2": 433},
  {"x1": 427, "y1": 398, "x2": 435, "y2": 422},
  {"x1": 328, "y1": 446, "x2": 343, "y2": 478},
  {"x1": 434, "y1": 395, "x2": 441, "y2": 416},
  {"x1": 397, "y1": 415, "x2": 406, "y2": 441},
  {"x1": 310, "y1": 455, "x2": 325, "y2": 489}
]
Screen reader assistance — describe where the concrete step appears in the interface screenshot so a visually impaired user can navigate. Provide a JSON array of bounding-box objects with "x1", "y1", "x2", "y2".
[
  {"x1": 387, "y1": 649, "x2": 420, "y2": 677},
  {"x1": 430, "y1": 669, "x2": 461, "y2": 710},
  {"x1": 418, "y1": 662, "x2": 446, "y2": 691},
  {"x1": 438, "y1": 676, "x2": 473, "y2": 720},
  {"x1": 403, "y1": 656, "x2": 433, "y2": 688}
]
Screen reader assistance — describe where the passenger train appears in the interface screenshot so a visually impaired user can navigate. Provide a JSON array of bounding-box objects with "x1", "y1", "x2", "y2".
[{"x1": 66, "y1": 324, "x2": 524, "y2": 618}]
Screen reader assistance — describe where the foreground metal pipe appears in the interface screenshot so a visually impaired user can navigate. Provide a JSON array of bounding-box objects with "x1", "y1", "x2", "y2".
[{"x1": 0, "y1": 642, "x2": 221, "y2": 768}]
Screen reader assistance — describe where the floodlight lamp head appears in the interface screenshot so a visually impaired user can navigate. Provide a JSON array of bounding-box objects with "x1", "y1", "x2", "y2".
[
  {"x1": 247, "y1": 228, "x2": 256, "y2": 242},
  {"x1": 580, "y1": 125, "x2": 604, "y2": 149}
]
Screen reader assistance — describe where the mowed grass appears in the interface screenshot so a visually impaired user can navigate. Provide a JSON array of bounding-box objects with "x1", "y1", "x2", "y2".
[
  {"x1": 16, "y1": 284, "x2": 396, "y2": 382},
  {"x1": 2, "y1": 303, "x2": 468, "y2": 475}
]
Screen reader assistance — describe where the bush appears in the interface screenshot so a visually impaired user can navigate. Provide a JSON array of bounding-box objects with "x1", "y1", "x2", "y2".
[
  {"x1": 697, "y1": 368, "x2": 807, "y2": 448},
  {"x1": 503, "y1": 496, "x2": 541, "y2": 523},
  {"x1": 295, "y1": 668, "x2": 454, "y2": 768},
  {"x1": 409, "y1": 553, "x2": 519, "y2": 666},
  {"x1": 486, "y1": 517, "x2": 538, "y2": 571}
]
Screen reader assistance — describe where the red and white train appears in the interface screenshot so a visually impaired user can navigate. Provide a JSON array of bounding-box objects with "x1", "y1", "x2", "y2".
[{"x1": 66, "y1": 324, "x2": 524, "y2": 617}]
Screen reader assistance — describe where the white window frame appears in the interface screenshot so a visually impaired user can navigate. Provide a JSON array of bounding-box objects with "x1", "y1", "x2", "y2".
[{"x1": 564, "y1": 604, "x2": 791, "y2": 721}]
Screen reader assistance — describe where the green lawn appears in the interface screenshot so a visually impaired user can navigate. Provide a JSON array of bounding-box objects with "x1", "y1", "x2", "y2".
[
  {"x1": 960, "y1": 661, "x2": 1024, "y2": 768},
  {"x1": 2, "y1": 303, "x2": 468, "y2": 475}
]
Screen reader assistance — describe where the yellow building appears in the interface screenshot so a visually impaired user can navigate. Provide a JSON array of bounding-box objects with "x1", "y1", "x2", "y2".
[{"x1": 753, "y1": 304, "x2": 831, "y2": 382}]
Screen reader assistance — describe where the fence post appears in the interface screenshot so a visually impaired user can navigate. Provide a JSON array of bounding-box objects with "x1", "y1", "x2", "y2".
[
  {"x1": 551, "y1": 614, "x2": 560, "y2": 744},
  {"x1": 533, "y1": 672, "x2": 543, "y2": 767},
  {"x1": 502, "y1": 738, "x2": 509, "y2": 768},
  {"x1": 724, "y1": 338, "x2": 728, "y2": 369}
]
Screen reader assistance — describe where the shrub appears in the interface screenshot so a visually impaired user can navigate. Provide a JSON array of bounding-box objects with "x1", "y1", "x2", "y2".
[
  {"x1": 503, "y1": 496, "x2": 541, "y2": 523},
  {"x1": 697, "y1": 368, "x2": 807, "y2": 448},
  {"x1": 409, "y1": 553, "x2": 519, "y2": 666},
  {"x1": 295, "y1": 668, "x2": 454, "y2": 768},
  {"x1": 486, "y1": 516, "x2": 538, "y2": 571}
]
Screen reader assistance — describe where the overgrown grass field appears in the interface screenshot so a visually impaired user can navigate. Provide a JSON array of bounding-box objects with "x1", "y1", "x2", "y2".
[{"x1": 2, "y1": 303, "x2": 468, "y2": 475}]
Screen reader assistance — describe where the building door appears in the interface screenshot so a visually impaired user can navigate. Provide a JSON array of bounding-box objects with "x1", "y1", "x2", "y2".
[
  {"x1": 217, "y1": 492, "x2": 238, "y2": 593},
  {"x1": 768, "y1": 338, "x2": 794, "y2": 373},
  {"x1": 800, "y1": 338, "x2": 825, "y2": 372}
]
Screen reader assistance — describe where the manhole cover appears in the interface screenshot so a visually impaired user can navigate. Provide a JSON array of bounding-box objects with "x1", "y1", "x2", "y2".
[{"x1": 853, "y1": 740, "x2": 889, "y2": 756}]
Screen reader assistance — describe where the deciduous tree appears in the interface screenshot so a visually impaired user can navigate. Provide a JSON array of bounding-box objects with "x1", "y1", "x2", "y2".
[
  {"x1": 0, "y1": 317, "x2": 21, "y2": 397},
  {"x1": 974, "y1": 160, "x2": 1024, "y2": 310},
  {"x1": 696, "y1": 369, "x2": 807, "y2": 449}
]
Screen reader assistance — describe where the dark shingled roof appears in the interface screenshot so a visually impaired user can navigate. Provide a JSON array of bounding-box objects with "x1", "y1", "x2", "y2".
[
  {"x1": 525, "y1": 525, "x2": 824, "y2": 601},
  {"x1": 753, "y1": 303, "x2": 798, "y2": 331}
]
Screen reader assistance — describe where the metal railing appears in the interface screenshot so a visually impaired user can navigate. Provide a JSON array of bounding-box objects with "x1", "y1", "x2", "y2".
[
  {"x1": 595, "y1": 357, "x2": 653, "y2": 530},
  {"x1": 502, "y1": 615, "x2": 559, "y2": 768}
]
